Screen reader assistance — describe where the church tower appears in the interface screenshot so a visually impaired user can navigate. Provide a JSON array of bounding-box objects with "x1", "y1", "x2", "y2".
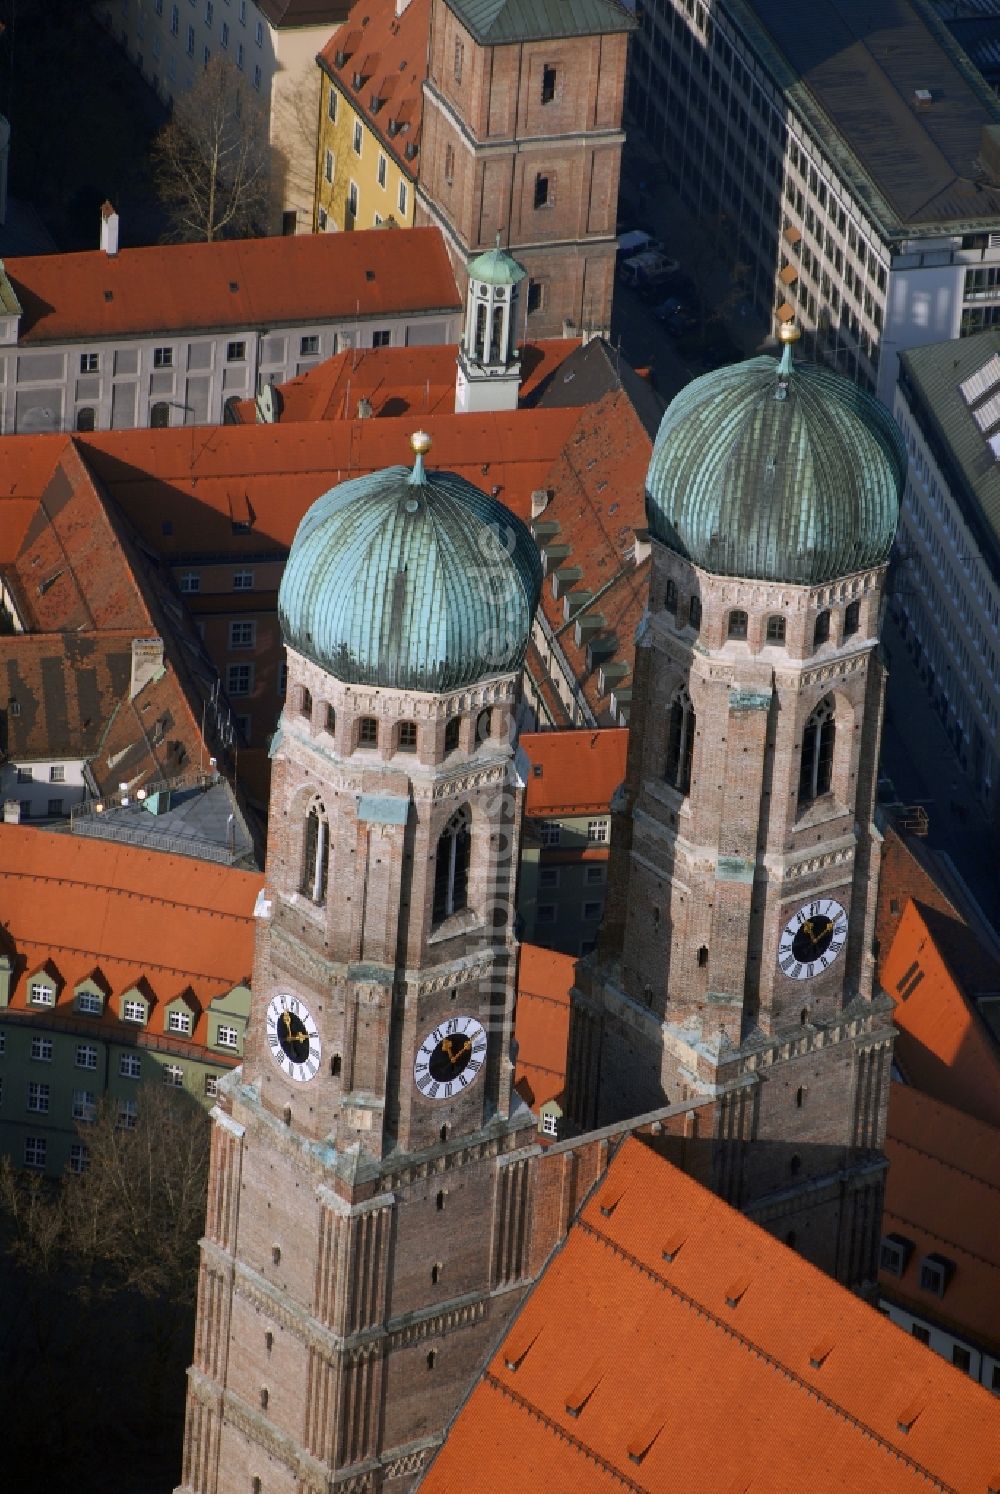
[
  {"x1": 179, "y1": 435, "x2": 543, "y2": 1493},
  {"x1": 417, "y1": 0, "x2": 634, "y2": 338},
  {"x1": 567, "y1": 328, "x2": 908, "y2": 1285},
  {"x1": 455, "y1": 243, "x2": 525, "y2": 415}
]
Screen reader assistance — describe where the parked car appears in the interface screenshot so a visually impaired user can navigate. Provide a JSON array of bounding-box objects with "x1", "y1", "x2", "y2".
[
  {"x1": 618, "y1": 249, "x2": 681, "y2": 292},
  {"x1": 616, "y1": 229, "x2": 661, "y2": 262}
]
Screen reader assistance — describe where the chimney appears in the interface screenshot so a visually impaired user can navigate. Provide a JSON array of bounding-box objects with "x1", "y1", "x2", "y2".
[
  {"x1": 130, "y1": 637, "x2": 165, "y2": 700},
  {"x1": 100, "y1": 200, "x2": 119, "y2": 256}
]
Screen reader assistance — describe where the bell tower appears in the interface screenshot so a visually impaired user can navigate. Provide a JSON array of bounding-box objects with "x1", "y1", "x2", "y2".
[
  {"x1": 179, "y1": 435, "x2": 543, "y2": 1494},
  {"x1": 567, "y1": 330, "x2": 908, "y2": 1285},
  {"x1": 454, "y1": 242, "x2": 525, "y2": 415}
]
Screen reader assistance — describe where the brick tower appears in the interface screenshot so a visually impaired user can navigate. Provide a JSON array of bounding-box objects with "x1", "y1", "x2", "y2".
[
  {"x1": 416, "y1": 0, "x2": 634, "y2": 339},
  {"x1": 566, "y1": 329, "x2": 909, "y2": 1285},
  {"x1": 178, "y1": 435, "x2": 543, "y2": 1493}
]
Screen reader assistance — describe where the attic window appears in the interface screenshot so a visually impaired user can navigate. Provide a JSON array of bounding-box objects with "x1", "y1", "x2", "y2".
[
  {"x1": 918, "y1": 1253, "x2": 954, "y2": 1297},
  {"x1": 503, "y1": 1324, "x2": 540, "y2": 1372},
  {"x1": 879, "y1": 1233, "x2": 913, "y2": 1277},
  {"x1": 366, "y1": 269, "x2": 375, "y2": 281},
  {"x1": 104, "y1": 290, "x2": 113, "y2": 301},
  {"x1": 565, "y1": 1362, "x2": 602, "y2": 1418},
  {"x1": 896, "y1": 1399, "x2": 923, "y2": 1434},
  {"x1": 597, "y1": 1184, "x2": 625, "y2": 1218},
  {"x1": 724, "y1": 1275, "x2": 751, "y2": 1308},
  {"x1": 532, "y1": 764, "x2": 543, "y2": 778},
  {"x1": 229, "y1": 281, "x2": 239, "y2": 292}
]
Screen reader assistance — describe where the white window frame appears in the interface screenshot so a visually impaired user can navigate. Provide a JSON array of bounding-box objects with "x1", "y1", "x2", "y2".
[
  {"x1": 398, "y1": 180, "x2": 408, "y2": 216},
  {"x1": 179, "y1": 572, "x2": 200, "y2": 593},
  {"x1": 587, "y1": 819, "x2": 609, "y2": 843},
  {"x1": 353, "y1": 120, "x2": 363, "y2": 156},
  {"x1": 227, "y1": 662, "x2": 253, "y2": 696},
  {"x1": 163, "y1": 1064, "x2": 184, "y2": 1088},
  {"x1": 27, "y1": 1081, "x2": 50, "y2": 1113},
  {"x1": 30, "y1": 1036, "x2": 53, "y2": 1062},
  {"x1": 541, "y1": 1112, "x2": 559, "y2": 1137},
  {"x1": 76, "y1": 1043, "x2": 99, "y2": 1070},
  {"x1": 72, "y1": 1089, "x2": 96, "y2": 1122},
  {"x1": 77, "y1": 990, "x2": 102, "y2": 1015},
  {"x1": 327, "y1": 89, "x2": 337, "y2": 122},
  {"x1": 229, "y1": 620, "x2": 255, "y2": 649},
  {"x1": 205, "y1": 1073, "x2": 219, "y2": 1098},
  {"x1": 80, "y1": 352, "x2": 99, "y2": 373},
  {"x1": 216, "y1": 1023, "x2": 239, "y2": 1050},
  {"x1": 153, "y1": 346, "x2": 174, "y2": 368},
  {"x1": 117, "y1": 1098, "x2": 138, "y2": 1130},
  {"x1": 233, "y1": 570, "x2": 254, "y2": 590},
  {"x1": 24, "y1": 1136, "x2": 46, "y2": 1169},
  {"x1": 167, "y1": 1009, "x2": 192, "y2": 1035},
  {"x1": 122, "y1": 998, "x2": 146, "y2": 1024},
  {"x1": 119, "y1": 1052, "x2": 141, "y2": 1079}
]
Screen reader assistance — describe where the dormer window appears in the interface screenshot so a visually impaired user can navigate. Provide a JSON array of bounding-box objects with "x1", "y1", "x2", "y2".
[
  {"x1": 918, "y1": 1253, "x2": 954, "y2": 1297},
  {"x1": 123, "y1": 997, "x2": 147, "y2": 1025},
  {"x1": 29, "y1": 980, "x2": 55, "y2": 1007},
  {"x1": 879, "y1": 1233, "x2": 913, "y2": 1278},
  {"x1": 168, "y1": 1009, "x2": 193, "y2": 1036}
]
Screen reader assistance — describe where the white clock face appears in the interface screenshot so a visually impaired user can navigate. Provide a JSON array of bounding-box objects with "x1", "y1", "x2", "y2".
[
  {"x1": 266, "y1": 992, "x2": 321, "y2": 1082},
  {"x1": 777, "y1": 899, "x2": 848, "y2": 981},
  {"x1": 414, "y1": 1016, "x2": 487, "y2": 1101}
]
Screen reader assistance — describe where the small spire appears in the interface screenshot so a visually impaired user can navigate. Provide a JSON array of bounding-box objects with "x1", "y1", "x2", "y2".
[
  {"x1": 777, "y1": 320, "x2": 801, "y2": 380},
  {"x1": 408, "y1": 429, "x2": 431, "y2": 484}
]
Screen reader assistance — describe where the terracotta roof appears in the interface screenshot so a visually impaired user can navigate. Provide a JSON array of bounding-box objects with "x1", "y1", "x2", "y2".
[
  {"x1": 426, "y1": 1136, "x2": 1000, "y2": 1493},
  {"x1": 78, "y1": 410, "x2": 580, "y2": 559},
  {"x1": 232, "y1": 340, "x2": 578, "y2": 424},
  {"x1": 883, "y1": 898, "x2": 1000, "y2": 1129},
  {"x1": 882, "y1": 1083, "x2": 1000, "y2": 1352},
  {"x1": 318, "y1": 0, "x2": 428, "y2": 176},
  {"x1": 520, "y1": 728, "x2": 627, "y2": 816},
  {"x1": 514, "y1": 943, "x2": 574, "y2": 1112},
  {"x1": 534, "y1": 388, "x2": 652, "y2": 724},
  {"x1": 1, "y1": 631, "x2": 133, "y2": 760},
  {"x1": 0, "y1": 824, "x2": 260, "y2": 1049},
  {"x1": 6, "y1": 227, "x2": 459, "y2": 343}
]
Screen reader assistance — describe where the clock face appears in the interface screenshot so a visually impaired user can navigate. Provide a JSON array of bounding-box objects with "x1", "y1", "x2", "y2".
[
  {"x1": 414, "y1": 1016, "x2": 487, "y2": 1102},
  {"x1": 778, "y1": 899, "x2": 848, "y2": 981},
  {"x1": 266, "y1": 993, "x2": 321, "y2": 1082}
]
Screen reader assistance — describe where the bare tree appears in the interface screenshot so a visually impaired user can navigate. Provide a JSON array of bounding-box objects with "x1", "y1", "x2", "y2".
[{"x1": 152, "y1": 56, "x2": 269, "y2": 242}]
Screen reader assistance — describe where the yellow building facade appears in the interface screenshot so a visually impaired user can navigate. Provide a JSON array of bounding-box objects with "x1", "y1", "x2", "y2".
[{"x1": 315, "y1": 0, "x2": 424, "y2": 235}]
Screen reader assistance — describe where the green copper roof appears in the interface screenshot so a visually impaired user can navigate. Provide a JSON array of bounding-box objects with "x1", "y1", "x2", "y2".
[
  {"x1": 278, "y1": 448, "x2": 542, "y2": 691},
  {"x1": 645, "y1": 351, "x2": 906, "y2": 585},
  {"x1": 444, "y1": 0, "x2": 634, "y2": 45},
  {"x1": 467, "y1": 243, "x2": 526, "y2": 287}
]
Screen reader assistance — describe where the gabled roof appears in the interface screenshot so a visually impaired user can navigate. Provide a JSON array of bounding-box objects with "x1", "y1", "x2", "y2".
[
  {"x1": 6, "y1": 227, "x2": 459, "y2": 343},
  {"x1": 882, "y1": 1083, "x2": 1000, "y2": 1353},
  {"x1": 426, "y1": 1136, "x2": 1000, "y2": 1492},
  {"x1": 0, "y1": 824, "x2": 260, "y2": 1050},
  {"x1": 443, "y1": 0, "x2": 634, "y2": 47},
  {"x1": 232, "y1": 340, "x2": 577, "y2": 424},
  {"x1": 533, "y1": 335, "x2": 666, "y2": 441},
  {"x1": 513, "y1": 943, "x2": 574, "y2": 1115},
  {"x1": 318, "y1": 0, "x2": 429, "y2": 175},
  {"x1": 520, "y1": 728, "x2": 627, "y2": 816},
  {"x1": 883, "y1": 898, "x2": 1000, "y2": 1128}
]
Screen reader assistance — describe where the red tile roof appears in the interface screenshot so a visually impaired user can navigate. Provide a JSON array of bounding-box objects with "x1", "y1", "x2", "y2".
[
  {"x1": 232, "y1": 340, "x2": 579, "y2": 424},
  {"x1": 78, "y1": 410, "x2": 580, "y2": 558},
  {"x1": 0, "y1": 824, "x2": 260, "y2": 1050},
  {"x1": 425, "y1": 1136, "x2": 1000, "y2": 1493},
  {"x1": 514, "y1": 944, "x2": 574, "y2": 1113},
  {"x1": 883, "y1": 1083, "x2": 1000, "y2": 1352},
  {"x1": 520, "y1": 728, "x2": 627, "y2": 816},
  {"x1": 6, "y1": 227, "x2": 459, "y2": 343},
  {"x1": 883, "y1": 898, "x2": 1000, "y2": 1128},
  {"x1": 318, "y1": 0, "x2": 428, "y2": 176},
  {"x1": 1, "y1": 631, "x2": 133, "y2": 760},
  {"x1": 534, "y1": 388, "x2": 652, "y2": 724}
]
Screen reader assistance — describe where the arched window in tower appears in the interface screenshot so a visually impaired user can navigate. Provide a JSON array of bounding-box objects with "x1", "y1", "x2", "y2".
[
  {"x1": 490, "y1": 305, "x2": 504, "y2": 362},
  {"x1": 688, "y1": 595, "x2": 702, "y2": 631},
  {"x1": 444, "y1": 716, "x2": 461, "y2": 753},
  {"x1": 475, "y1": 300, "x2": 487, "y2": 361},
  {"x1": 358, "y1": 716, "x2": 379, "y2": 748},
  {"x1": 813, "y1": 609, "x2": 831, "y2": 648},
  {"x1": 301, "y1": 798, "x2": 330, "y2": 904},
  {"x1": 664, "y1": 686, "x2": 695, "y2": 794},
  {"x1": 398, "y1": 720, "x2": 418, "y2": 753},
  {"x1": 433, "y1": 805, "x2": 471, "y2": 925},
  {"x1": 727, "y1": 608, "x2": 748, "y2": 640},
  {"x1": 300, "y1": 686, "x2": 313, "y2": 718},
  {"x1": 664, "y1": 579, "x2": 677, "y2": 613},
  {"x1": 844, "y1": 599, "x2": 860, "y2": 637},
  {"x1": 798, "y1": 695, "x2": 835, "y2": 805},
  {"x1": 766, "y1": 614, "x2": 786, "y2": 644},
  {"x1": 475, "y1": 708, "x2": 492, "y2": 744}
]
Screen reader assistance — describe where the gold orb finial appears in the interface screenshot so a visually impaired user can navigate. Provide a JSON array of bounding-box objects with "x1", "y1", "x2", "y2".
[
  {"x1": 778, "y1": 321, "x2": 802, "y2": 344},
  {"x1": 410, "y1": 430, "x2": 432, "y2": 456}
]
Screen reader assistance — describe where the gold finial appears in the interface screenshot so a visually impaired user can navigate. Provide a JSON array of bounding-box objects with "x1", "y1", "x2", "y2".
[
  {"x1": 410, "y1": 430, "x2": 432, "y2": 455},
  {"x1": 778, "y1": 321, "x2": 802, "y2": 344}
]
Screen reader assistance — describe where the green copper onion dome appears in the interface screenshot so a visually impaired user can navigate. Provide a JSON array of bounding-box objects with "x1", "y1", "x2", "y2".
[
  {"x1": 645, "y1": 332, "x2": 906, "y2": 584},
  {"x1": 278, "y1": 433, "x2": 542, "y2": 692},
  {"x1": 466, "y1": 241, "x2": 526, "y2": 287}
]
